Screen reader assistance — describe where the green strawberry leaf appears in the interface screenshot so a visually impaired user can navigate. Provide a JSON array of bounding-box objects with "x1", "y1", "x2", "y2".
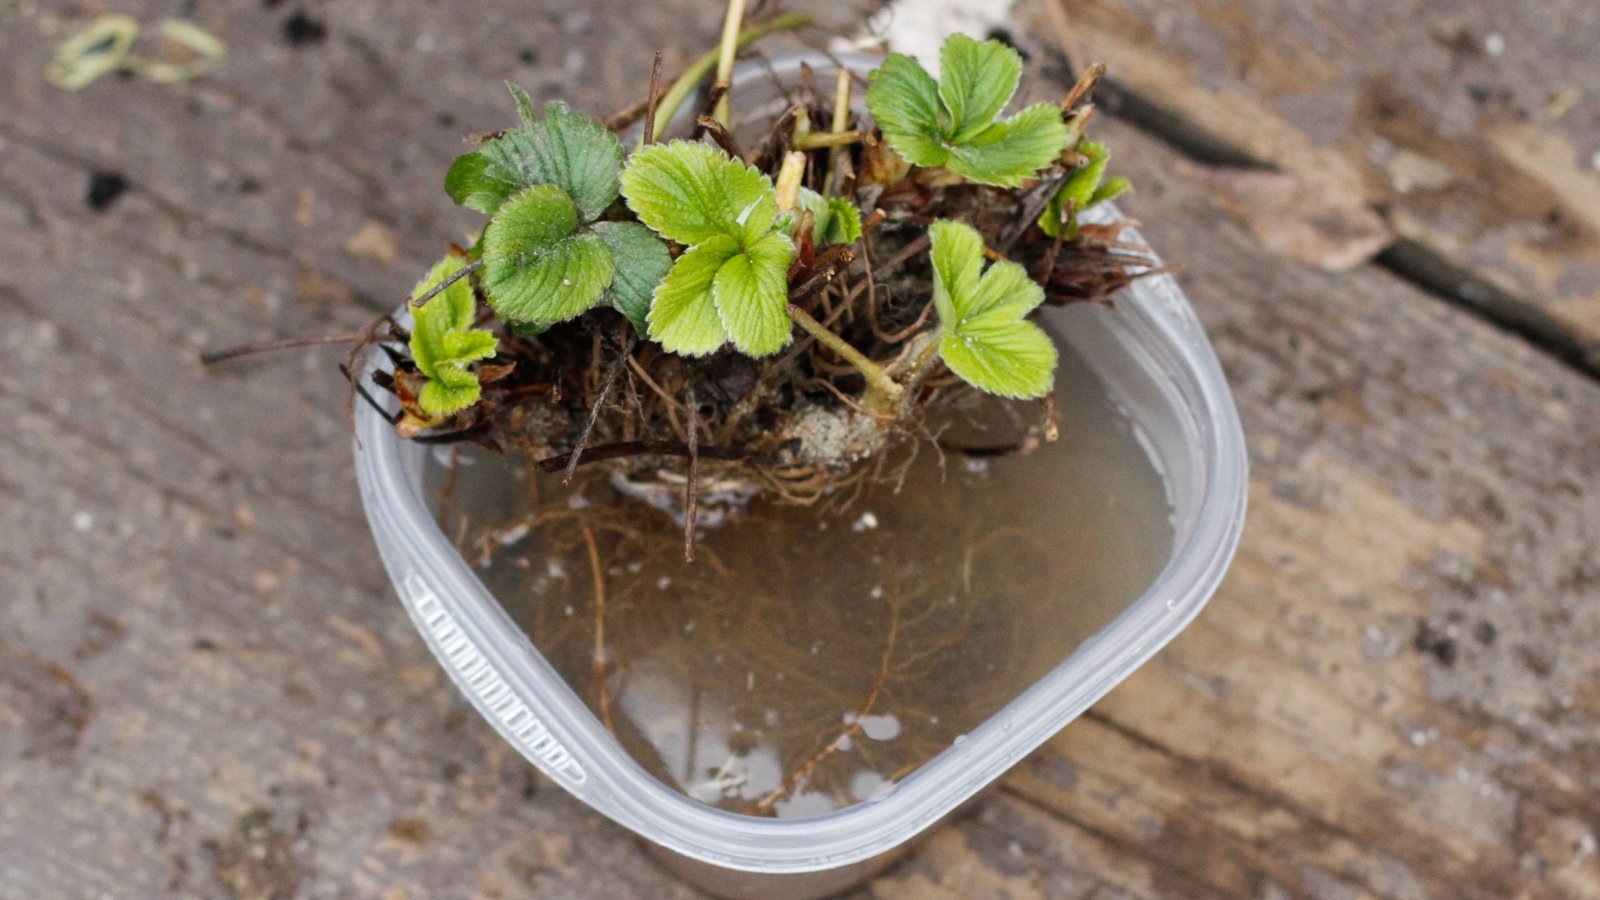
[
  {"x1": 938, "y1": 34, "x2": 1022, "y2": 143},
  {"x1": 865, "y1": 53, "x2": 950, "y2": 168},
  {"x1": 928, "y1": 219, "x2": 1057, "y2": 399},
  {"x1": 444, "y1": 151, "x2": 503, "y2": 216},
  {"x1": 621, "y1": 141, "x2": 797, "y2": 358},
  {"x1": 648, "y1": 236, "x2": 739, "y2": 356},
  {"x1": 448, "y1": 94, "x2": 623, "y2": 220},
  {"x1": 794, "y1": 189, "x2": 865, "y2": 247},
  {"x1": 945, "y1": 103, "x2": 1069, "y2": 188},
  {"x1": 591, "y1": 220, "x2": 672, "y2": 336},
  {"x1": 1038, "y1": 139, "x2": 1129, "y2": 238},
  {"x1": 866, "y1": 35, "x2": 1069, "y2": 187},
  {"x1": 408, "y1": 255, "x2": 498, "y2": 416},
  {"x1": 481, "y1": 184, "x2": 615, "y2": 325},
  {"x1": 1091, "y1": 175, "x2": 1132, "y2": 206},
  {"x1": 928, "y1": 219, "x2": 982, "y2": 328},
  {"x1": 506, "y1": 82, "x2": 539, "y2": 125},
  {"x1": 713, "y1": 231, "x2": 794, "y2": 356},
  {"x1": 938, "y1": 317, "x2": 1057, "y2": 400},
  {"x1": 620, "y1": 140, "x2": 776, "y2": 246}
]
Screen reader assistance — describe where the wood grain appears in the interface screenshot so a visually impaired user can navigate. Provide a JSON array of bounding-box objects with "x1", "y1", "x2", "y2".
[
  {"x1": 1, "y1": 1, "x2": 1596, "y2": 898},
  {"x1": 1031, "y1": 0, "x2": 1600, "y2": 372}
]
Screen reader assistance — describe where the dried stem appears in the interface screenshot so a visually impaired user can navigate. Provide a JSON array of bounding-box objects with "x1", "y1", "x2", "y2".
[
  {"x1": 583, "y1": 526, "x2": 617, "y2": 737},
  {"x1": 1042, "y1": 393, "x2": 1061, "y2": 442},
  {"x1": 649, "y1": 12, "x2": 812, "y2": 143},
  {"x1": 696, "y1": 114, "x2": 745, "y2": 159},
  {"x1": 201, "y1": 331, "x2": 363, "y2": 365},
  {"x1": 826, "y1": 68, "x2": 851, "y2": 193},
  {"x1": 536, "y1": 440, "x2": 750, "y2": 473},
  {"x1": 641, "y1": 52, "x2": 664, "y2": 148},
  {"x1": 1060, "y1": 62, "x2": 1106, "y2": 113},
  {"x1": 683, "y1": 384, "x2": 700, "y2": 563},
  {"x1": 339, "y1": 363, "x2": 399, "y2": 425},
  {"x1": 409, "y1": 259, "x2": 482, "y2": 309},
  {"x1": 564, "y1": 333, "x2": 638, "y2": 484}
]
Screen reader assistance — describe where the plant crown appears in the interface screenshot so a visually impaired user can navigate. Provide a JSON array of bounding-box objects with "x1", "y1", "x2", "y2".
[{"x1": 412, "y1": 33, "x2": 1131, "y2": 414}]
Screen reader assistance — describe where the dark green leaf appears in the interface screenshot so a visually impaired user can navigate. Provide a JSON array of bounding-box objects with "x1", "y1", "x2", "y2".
[
  {"x1": 444, "y1": 151, "x2": 506, "y2": 216},
  {"x1": 481, "y1": 184, "x2": 615, "y2": 324},
  {"x1": 471, "y1": 100, "x2": 624, "y2": 221},
  {"x1": 591, "y1": 220, "x2": 672, "y2": 336}
]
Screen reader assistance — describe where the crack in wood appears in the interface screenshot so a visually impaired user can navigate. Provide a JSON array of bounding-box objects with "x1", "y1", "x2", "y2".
[{"x1": 1032, "y1": 42, "x2": 1600, "y2": 383}]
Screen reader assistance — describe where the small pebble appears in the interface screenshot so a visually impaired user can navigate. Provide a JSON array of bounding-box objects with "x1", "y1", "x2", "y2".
[
  {"x1": 1484, "y1": 33, "x2": 1505, "y2": 57},
  {"x1": 71, "y1": 511, "x2": 94, "y2": 533}
]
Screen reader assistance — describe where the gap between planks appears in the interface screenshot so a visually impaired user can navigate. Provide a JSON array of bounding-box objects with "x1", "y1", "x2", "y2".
[{"x1": 1036, "y1": 52, "x2": 1600, "y2": 383}]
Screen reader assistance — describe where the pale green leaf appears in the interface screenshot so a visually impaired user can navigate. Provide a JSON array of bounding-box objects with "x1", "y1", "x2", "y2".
[
  {"x1": 866, "y1": 36, "x2": 1068, "y2": 187},
  {"x1": 1091, "y1": 175, "x2": 1131, "y2": 206},
  {"x1": 938, "y1": 35, "x2": 1022, "y2": 143},
  {"x1": 440, "y1": 327, "x2": 498, "y2": 362},
  {"x1": 928, "y1": 219, "x2": 984, "y2": 328},
  {"x1": 591, "y1": 220, "x2": 672, "y2": 335},
  {"x1": 938, "y1": 318, "x2": 1057, "y2": 399},
  {"x1": 620, "y1": 141, "x2": 776, "y2": 246},
  {"x1": 471, "y1": 100, "x2": 623, "y2": 221},
  {"x1": 928, "y1": 219, "x2": 1056, "y2": 399},
  {"x1": 793, "y1": 189, "x2": 864, "y2": 247},
  {"x1": 865, "y1": 52, "x2": 950, "y2": 168},
  {"x1": 961, "y1": 258, "x2": 1044, "y2": 325},
  {"x1": 648, "y1": 236, "x2": 740, "y2": 356},
  {"x1": 506, "y1": 81, "x2": 539, "y2": 125},
  {"x1": 823, "y1": 197, "x2": 864, "y2": 246},
  {"x1": 945, "y1": 103, "x2": 1069, "y2": 187},
  {"x1": 1039, "y1": 140, "x2": 1128, "y2": 238},
  {"x1": 409, "y1": 255, "x2": 498, "y2": 416},
  {"x1": 712, "y1": 231, "x2": 794, "y2": 356},
  {"x1": 1063, "y1": 140, "x2": 1112, "y2": 212},
  {"x1": 481, "y1": 184, "x2": 615, "y2": 324},
  {"x1": 418, "y1": 377, "x2": 486, "y2": 419}
]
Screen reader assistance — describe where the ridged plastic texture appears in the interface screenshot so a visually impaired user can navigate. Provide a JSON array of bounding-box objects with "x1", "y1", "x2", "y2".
[{"x1": 353, "y1": 53, "x2": 1248, "y2": 876}]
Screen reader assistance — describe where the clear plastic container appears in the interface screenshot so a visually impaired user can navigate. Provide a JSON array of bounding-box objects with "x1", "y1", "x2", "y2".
[{"x1": 353, "y1": 54, "x2": 1247, "y2": 900}]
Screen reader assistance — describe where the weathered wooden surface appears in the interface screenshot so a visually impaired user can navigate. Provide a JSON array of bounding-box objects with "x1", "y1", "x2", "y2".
[
  {"x1": 1040, "y1": 0, "x2": 1600, "y2": 373},
  {"x1": 2, "y1": 1, "x2": 1597, "y2": 898}
]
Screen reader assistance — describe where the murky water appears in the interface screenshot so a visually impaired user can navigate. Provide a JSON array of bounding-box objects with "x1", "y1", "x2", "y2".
[{"x1": 425, "y1": 344, "x2": 1173, "y2": 818}]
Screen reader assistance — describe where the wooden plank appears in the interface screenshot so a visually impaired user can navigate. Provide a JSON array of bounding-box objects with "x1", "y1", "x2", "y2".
[
  {"x1": 945, "y1": 14, "x2": 1598, "y2": 892},
  {"x1": 3, "y1": 1, "x2": 1598, "y2": 898},
  {"x1": 1023, "y1": 0, "x2": 1600, "y2": 371}
]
